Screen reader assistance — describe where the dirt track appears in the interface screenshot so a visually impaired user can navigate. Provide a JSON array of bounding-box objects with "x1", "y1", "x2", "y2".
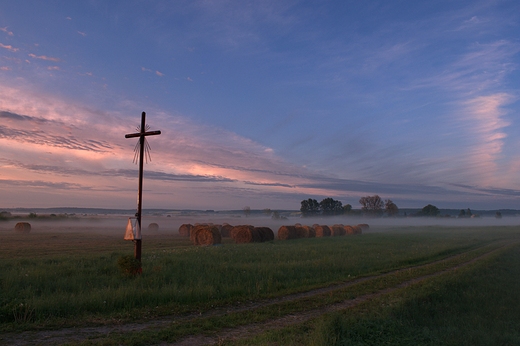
[{"x1": 1, "y1": 243, "x2": 508, "y2": 346}]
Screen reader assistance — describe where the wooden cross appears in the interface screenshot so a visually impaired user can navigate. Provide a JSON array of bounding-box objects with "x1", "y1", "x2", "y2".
[{"x1": 125, "y1": 112, "x2": 161, "y2": 262}]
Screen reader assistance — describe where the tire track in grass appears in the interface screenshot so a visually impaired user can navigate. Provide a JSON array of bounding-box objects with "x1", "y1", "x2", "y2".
[
  {"x1": 171, "y1": 241, "x2": 513, "y2": 346},
  {"x1": 1, "y1": 241, "x2": 510, "y2": 346}
]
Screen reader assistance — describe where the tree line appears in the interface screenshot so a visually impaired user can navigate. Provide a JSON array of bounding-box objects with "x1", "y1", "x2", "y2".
[{"x1": 300, "y1": 195, "x2": 444, "y2": 218}]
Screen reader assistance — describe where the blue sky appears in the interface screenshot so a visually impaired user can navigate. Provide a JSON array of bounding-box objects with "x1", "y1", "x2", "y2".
[{"x1": 0, "y1": 0, "x2": 519, "y2": 210}]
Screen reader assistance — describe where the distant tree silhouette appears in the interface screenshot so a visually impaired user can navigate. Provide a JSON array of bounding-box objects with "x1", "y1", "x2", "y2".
[
  {"x1": 385, "y1": 199, "x2": 399, "y2": 217},
  {"x1": 359, "y1": 195, "x2": 384, "y2": 216},
  {"x1": 320, "y1": 197, "x2": 344, "y2": 216},
  {"x1": 417, "y1": 204, "x2": 440, "y2": 217},
  {"x1": 300, "y1": 198, "x2": 320, "y2": 217}
]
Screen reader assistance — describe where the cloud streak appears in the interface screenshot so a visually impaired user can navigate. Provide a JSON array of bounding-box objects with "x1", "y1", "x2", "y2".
[
  {"x1": 0, "y1": 27, "x2": 14, "y2": 36},
  {"x1": 0, "y1": 43, "x2": 19, "y2": 52},
  {"x1": 28, "y1": 53, "x2": 61, "y2": 62},
  {"x1": 0, "y1": 110, "x2": 114, "y2": 152}
]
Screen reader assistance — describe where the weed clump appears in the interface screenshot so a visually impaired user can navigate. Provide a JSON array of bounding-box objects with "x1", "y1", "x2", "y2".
[{"x1": 117, "y1": 255, "x2": 141, "y2": 276}]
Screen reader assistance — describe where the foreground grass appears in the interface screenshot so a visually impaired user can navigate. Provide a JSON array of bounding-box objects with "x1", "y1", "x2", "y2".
[
  {"x1": 81, "y1": 240, "x2": 502, "y2": 346},
  {"x1": 240, "y1": 243, "x2": 520, "y2": 346},
  {"x1": 1, "y1": 226, "x2": 518, "y2": 337}
]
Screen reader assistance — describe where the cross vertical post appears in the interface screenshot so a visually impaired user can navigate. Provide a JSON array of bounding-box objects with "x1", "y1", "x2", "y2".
[{"x1": 125, "y1": 111, "x2": 161, "y2": 262}]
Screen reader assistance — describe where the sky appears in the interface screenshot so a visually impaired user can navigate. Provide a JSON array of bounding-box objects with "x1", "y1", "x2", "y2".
[{"x1": 0, "y1": 0, "x2": 519, "y2": 211}]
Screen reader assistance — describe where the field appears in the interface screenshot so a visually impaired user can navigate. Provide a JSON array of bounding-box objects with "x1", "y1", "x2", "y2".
[{"x1": 1, "y1": 215, "x2": 520, "y2": 345}]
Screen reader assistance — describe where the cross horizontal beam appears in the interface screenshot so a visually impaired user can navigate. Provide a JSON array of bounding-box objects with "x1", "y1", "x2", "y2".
[{"x1": 125, "y1": 130, "x2": 162, "y2": 138}]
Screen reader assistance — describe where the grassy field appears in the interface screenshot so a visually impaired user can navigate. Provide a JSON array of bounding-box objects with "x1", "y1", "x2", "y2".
[
  {"x1": 244, "y1": 241, "x2": 520, "y2": 346},
  {"x1": 1, "y1": 224, "x2": 519, "y2": 345}
]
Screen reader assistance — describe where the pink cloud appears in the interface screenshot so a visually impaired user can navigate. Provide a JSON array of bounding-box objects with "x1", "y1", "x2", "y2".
[
  {"x1": 28, "y1": 53, "x2": 61, "y2": 62},
  {"x1": 458, "y1": 93, "x2": 512, "y2": 186},
  {"x1": 0, "y1": 27, "x2": 14, "y2": 36},
  {"x1": 0, "y1": 43, "x2": 19, "y2": 52}
]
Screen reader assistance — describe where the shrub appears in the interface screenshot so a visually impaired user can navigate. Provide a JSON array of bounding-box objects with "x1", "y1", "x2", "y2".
[{"x1": 117, "y1": 255, "x2": 141, "y2": 276}]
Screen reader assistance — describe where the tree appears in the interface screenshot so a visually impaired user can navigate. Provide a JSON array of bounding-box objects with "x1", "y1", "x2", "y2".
[
  {"x1": 343, "y1": 204, "x2": 352, "y2": 214},
  {"x1": 243, "y1": 206, "x2": 251, "y2": 217},
  {"x1": 458, "y1": 209, "x2": 466, "y2": 218},
  {"x1": 417, "y1": 204, "x2": 440, "y2": 217},
  {"x1": 495, "y1": 211, "x2": 502, "y2": 219},
  {"x1": 384, "y1": 199, "x2": 399, "y2": 217},
  {"x1": 320, "y1": 197, "x2": 344, "y2": 216},
  {"x1": 300, "y1": 198, "x2": 320, "y2": 217},
  {"x1": 359, "y1": 195, "x2": 384, "y2": 216}
]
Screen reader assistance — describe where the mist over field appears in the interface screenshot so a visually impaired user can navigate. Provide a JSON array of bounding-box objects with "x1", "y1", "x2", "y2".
[{"x1": 2, "y1": 213, "x2": 520, "y2": 237}]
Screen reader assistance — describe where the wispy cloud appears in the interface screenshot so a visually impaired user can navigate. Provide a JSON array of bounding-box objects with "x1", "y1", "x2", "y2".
[
  {"x1": 0, "y1": 125, "x2": 114, "y2": 152},
  {"x1": 0, "y1": 27, "x2": 14, "y2": 36},
  {"x1": 0, "y1": 178, "x2": 90, "y2": 191},
  {"x1": 456, "y1": 93, "x2": 513, "y2": 184},
  {"x1": 141, "y1": 67, "x2": 164, "y2": 77},
  {"x1": 0, "y1": 43, "x2": 19, "y2": 52},
  {"x1": 28, "y1": 53, "x2": 61, "y2": 62},
  {"x1": 456, "y1": 15, "x2": 489, "y2": 31},
  {"x1": 78, "y1": 31, "x2": 87, "y2": 37},
  {"x1": 0, "y1": 110, "x2": 50, "y2": 123}
]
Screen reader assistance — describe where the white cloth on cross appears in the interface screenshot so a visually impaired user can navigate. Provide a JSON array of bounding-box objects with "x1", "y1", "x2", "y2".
[{"x1": 124, "y1": 218, "x2": 141, "y2": 240}]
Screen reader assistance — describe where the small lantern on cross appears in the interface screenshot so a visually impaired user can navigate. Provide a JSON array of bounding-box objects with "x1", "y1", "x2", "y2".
[{"x1": 124, "y1": 111, "x2": 161, "y2": 263}]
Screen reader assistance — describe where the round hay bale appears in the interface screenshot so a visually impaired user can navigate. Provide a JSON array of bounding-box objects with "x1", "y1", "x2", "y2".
[
  {"x1": 294, "y1": 225, "x2": 305, "y2": 238},
  {"x1": 230, "y1": 225, "x2": 253, "y2": 240},
  {"x1": 255, "y1": 227, "x2": 274, "y2": 242},
  {"x1": 313, "y1": 224, "x2": 331, "y2": 237},
  {"x1": 277, "y1": 225, "x2": 299, "y2": 240},
  {"x1": 191, "y1": 225, "x2": 221, "y2": 246},
  {"x1": 306, "y1": 225, "x2": 316, "y2": 238},
  {"x1": 352, "y1": 225, "x2": 363, "y2": 235},
  {"x1": 296, "y1": 225, "x2": 315, "y2": 238},
  {"x1": 344, "y1": 225, "x2": 355, "y2": 235},
  {"x1": 233, "y1": 226, "x2": 261, "y2": 244},
  {"x1": 220, "y1": 223, "x2": 234, "y2": 237},
  {"x1": 190, "y1": 224, "x2": 208, "y2": 243},
  {"x1": 148, "y1": 223, "x2": 159, "y2": 232},
  {"x1": 178, "y1": 223, "x2": 192, "y2": 237},
  {"x1": 357, "y1": 223, "x2": 369, "y2": 231},
  {"x1": 330, "y1": 224, "x2": 346, "y2": 236},
  {"x1": 14, "y1": 222, "x2": 31, "y2": 233}
]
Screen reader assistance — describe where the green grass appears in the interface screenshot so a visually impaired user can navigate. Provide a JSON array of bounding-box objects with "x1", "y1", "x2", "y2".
[
  {"x1": 239, "y1": 242, "x2": 520, "y2": 346},
  {"x1": 1, "y1": 225, "x2": 519, "y2": 342}
]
